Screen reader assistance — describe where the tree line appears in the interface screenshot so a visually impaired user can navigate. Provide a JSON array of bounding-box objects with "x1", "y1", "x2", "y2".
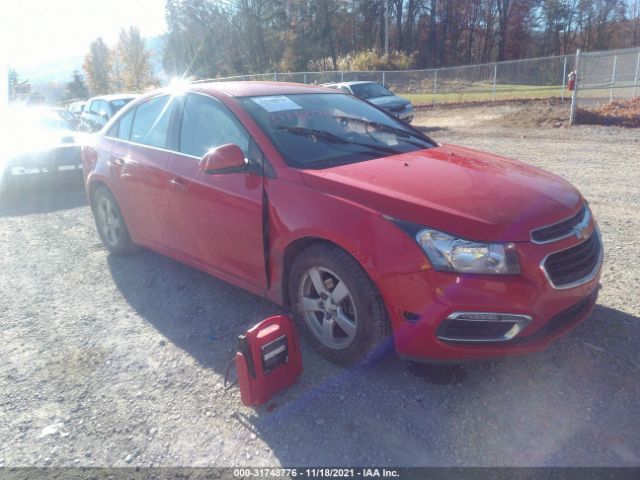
[
  {"x1": 83, "y1": 26, "x2": 156, "y2": 96},
  {"x1": 9, "y1": 0, "x2": 640, "y2": 101},
  {"x1": 163, "y1": 0, "x2": 640, "y2": 78}
]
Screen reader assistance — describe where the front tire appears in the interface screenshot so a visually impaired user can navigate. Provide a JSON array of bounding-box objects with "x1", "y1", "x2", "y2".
[
  {"x1": 288, "y1": 243, "x2": 391, "y2": 365},
  {"x1": 91, "y1": 186, "x2": 139, "y2": 255}
]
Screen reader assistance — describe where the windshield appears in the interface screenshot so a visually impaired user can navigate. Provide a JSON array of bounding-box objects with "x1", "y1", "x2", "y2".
[
  {"x1": 238, "y1": 93, "x2": 433, "y2": 169},
  {"x1": 350, "y1": 83, "x2": 394, "y2": 99}
]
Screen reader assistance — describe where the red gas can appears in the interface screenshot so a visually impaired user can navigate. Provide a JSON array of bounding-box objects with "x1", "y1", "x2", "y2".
[
  {"x1": 568, "y1": 71, "x2": 576, "y2": 91},
  {"x1": 235, "y1": 315, "x2": 303, "y2": 406}
]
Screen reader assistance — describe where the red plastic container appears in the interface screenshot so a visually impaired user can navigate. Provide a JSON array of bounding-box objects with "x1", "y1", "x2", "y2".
[{"x1": 236, "y1": 315, "x2": 303, "y2": 406}]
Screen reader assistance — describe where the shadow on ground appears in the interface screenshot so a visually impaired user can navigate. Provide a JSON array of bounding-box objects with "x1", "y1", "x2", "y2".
[
  {"x1": 414, "y1": 125, "x2": 449, "y2": 134},
  {"x1": 0, "y1": 171, "x2": 86, "y2": 217},
  {"x1": 107, "y1": 248, "x2": 640, "y2": 466},
  {"x1": 107, "y1": 250, "x2": 284, "y2": 375}
]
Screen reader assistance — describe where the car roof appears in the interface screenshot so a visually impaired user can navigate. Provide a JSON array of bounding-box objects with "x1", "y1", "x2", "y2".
[
  {"x1": 188, "y1": 81, "x2": 341, "y2": 97},
  {"x1": 89, "y1": 93, "x2": 138, "y2": 102},
  {"x1": 335, "y1": 81, "x2": 380, "y2": 87}
]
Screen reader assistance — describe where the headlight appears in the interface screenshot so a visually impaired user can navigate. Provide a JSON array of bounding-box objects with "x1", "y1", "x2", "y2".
[{"x1": 416, "y1": 228, "x2": 520, "y2": 275}]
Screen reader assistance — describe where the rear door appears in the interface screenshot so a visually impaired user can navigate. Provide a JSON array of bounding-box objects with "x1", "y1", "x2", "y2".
[
  {"x1": 164, "y1": 92, "x2": 267, "y2": 289},
  {"x1": 106, "y1": 95, "x2": 175, "y2": 248}
]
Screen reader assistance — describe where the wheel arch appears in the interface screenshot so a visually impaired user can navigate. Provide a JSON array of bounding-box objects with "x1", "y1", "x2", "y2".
[
  {"x1": 281, "y1": 237, "x2": 350, "y2": 307},
  {"x1": 88, "y1": 178, "x2": 109, "y2": 204},
  {"x1": 87, "y1": 177, "x2": 138, "y2": 244}
]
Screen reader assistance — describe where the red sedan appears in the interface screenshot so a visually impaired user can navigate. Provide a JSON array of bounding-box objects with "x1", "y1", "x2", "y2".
[{"x1": 82, "y1": 82, "x2": 602, "y2": 364}]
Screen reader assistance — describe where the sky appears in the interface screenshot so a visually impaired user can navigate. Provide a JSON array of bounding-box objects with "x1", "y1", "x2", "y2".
[{"x1": 3, "y1": 0, "x2": 167, "y2": 69}]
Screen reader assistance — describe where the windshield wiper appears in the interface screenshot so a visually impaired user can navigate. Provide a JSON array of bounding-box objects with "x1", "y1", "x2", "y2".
[
  {"x1": 277, "y1": 125, "x2": 399, "y2": 155},
  {"x1": 333, "y1": 115, "x2": 428, "y2": 148}
]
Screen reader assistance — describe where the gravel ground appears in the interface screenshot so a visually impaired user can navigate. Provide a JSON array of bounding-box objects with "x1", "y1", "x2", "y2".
[{"x1": 1, "y1": 103, "x2": 639, "y2": 467}]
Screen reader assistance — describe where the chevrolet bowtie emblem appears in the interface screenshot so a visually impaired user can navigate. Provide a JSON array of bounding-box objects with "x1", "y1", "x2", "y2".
[{"x1": 572, "y1": 215, "x2": 591, "y2": 240}]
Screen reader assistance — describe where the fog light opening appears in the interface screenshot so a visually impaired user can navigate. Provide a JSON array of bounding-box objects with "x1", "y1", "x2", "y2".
[{"x1": 403, "y1": 311, "x2": 421, "y2": 323}]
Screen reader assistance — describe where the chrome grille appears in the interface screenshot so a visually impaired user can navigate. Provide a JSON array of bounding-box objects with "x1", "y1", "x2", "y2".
[
  {"x1": 542, "y1": 231, "x2": 602, "y2": 289},
  {"x1": 531, "y1": 205, "x2": 588, "y2": 244}
]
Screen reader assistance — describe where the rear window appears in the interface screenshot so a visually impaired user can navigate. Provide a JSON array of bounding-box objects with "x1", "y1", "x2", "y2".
[{"x1": 350, "y1": 83, "x2": 394, "y2": 99}]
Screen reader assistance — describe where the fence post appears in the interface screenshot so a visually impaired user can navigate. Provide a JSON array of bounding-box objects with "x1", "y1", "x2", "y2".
[
  {"x1": 634, "y1": 52, "x2": 640, "y2": 97},
  {"x1": 609, "y1": 55, "x2": 617, "y2": 102},
  {"x1": 570, "y1": 49, "x2": 581, "y2": 126},
  {"x1": 382, "y1": 71, "x2": 385, "y2": 86},
  {"x1": 492, "y1": 63, "x2": 497, "y2": 100},
  {"x1": 274, "y1": 72, "x2": 278, "y2": 82},
  {"x1": 433, "y1": 70, "x2": 438, "y2": 104},
  {"x1": 341, "y1": 71, "x2": 344, "y2": 82},
  {"x1": 561, "y1": 55, "x2": 568, "y2": 101},
  {"x1": 303, "y1": 72, "x2": 307, "y2": 84}
]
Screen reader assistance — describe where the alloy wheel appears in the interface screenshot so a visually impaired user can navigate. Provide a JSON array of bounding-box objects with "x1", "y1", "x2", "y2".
[
  {"x1": 96, "y1": 196, "x2": 123, "y2": 247},
  {"x1": 298, "y1": 266, "x2": 358, "y2": 349}
]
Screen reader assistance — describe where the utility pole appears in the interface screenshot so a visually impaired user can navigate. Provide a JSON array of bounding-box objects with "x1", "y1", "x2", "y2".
[
  {"x1": 635, "y1": 0, "x2": 639, "y2": 47},
  {"x1": 384, "y1": 0, "x2": 389, "y2": 59},
  {"x1": 570, "y1": 49, "x2": 581, "y2": 125}
]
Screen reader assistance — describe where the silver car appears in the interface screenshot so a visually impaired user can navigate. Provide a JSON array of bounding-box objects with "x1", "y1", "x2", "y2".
[
  {"x1": 1, "y1": 107, "x2": 82, "y2": 196},
  {"x1": 323, "y1": 81, "x2": 414, "y2": 123}
]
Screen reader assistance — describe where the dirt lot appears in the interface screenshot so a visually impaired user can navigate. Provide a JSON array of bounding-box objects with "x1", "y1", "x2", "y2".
[{"x1": 1, "y1": 102, "x2": 639, "y2": 467}]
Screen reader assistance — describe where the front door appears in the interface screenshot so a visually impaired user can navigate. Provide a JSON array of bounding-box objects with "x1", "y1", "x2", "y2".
[{"x1": 165, "y1": 93, "x2": 267, "y2": 289}]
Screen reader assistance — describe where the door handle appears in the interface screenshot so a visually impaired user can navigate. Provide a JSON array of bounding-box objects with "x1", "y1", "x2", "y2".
[
  {"x1": 169, "y1": 177, "x2": 187, "y2": 191},
  {"x1": 108, "y1": 156, "x2": 126, "y2": 167}
]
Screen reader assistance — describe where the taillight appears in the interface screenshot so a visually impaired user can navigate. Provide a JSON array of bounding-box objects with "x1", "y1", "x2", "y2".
[{"x1": 82, "y1": 146, "x2": 98, "y2": 169}]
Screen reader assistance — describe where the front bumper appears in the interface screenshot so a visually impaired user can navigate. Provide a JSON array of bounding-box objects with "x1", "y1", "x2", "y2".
[
  {"x1": 6, "y1": 145, "x2": 82, "y2": 175},
  {"x1": 386, "y1": 106, "x2": 414, "y2": 123},
  {"x1": 377, "y1": 234, "x2": 603, "y2": 362}
]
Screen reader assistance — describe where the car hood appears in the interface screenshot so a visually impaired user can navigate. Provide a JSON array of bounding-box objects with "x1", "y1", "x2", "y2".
[
  {"x1": 368, "y1": 96, "x2": 411, "y2": 108},
  {"x1": 3, "y1": 128, "x2": 76, "y2": 160},
  {"x1": 299, "y1": 144, "x2": 583, "y2": 242}
]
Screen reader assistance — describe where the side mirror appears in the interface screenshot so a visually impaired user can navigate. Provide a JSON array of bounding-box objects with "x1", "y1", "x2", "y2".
[{"x1": 200, "y1": 144, "x2": 246, "y2": 174}]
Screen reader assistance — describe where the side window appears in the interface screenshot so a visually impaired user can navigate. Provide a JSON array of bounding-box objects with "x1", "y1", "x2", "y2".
[
  {"x1": 130, "y1": 96, "x2": 172, "y2": 148},
  {"x1": 178, "y1": 94, "x2": 250, "y2": 158},
  {"x1": 116, "y1": 108, "x2": 135, "y2": 140},
  {"x1": 107, "y1": 107, "x2": 135, "y2": 140}
]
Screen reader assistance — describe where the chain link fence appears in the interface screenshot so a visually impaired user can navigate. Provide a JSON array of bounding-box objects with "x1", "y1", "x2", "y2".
[
  {"x1": 197, "y1": 53, "x2": 580, "y2": 104},
  {"x1": 197, "y1": 46, "x2": 640, "y2": 116},
  {"x1": 573, "y1": 47, "x2": 640, "y2": 109}
]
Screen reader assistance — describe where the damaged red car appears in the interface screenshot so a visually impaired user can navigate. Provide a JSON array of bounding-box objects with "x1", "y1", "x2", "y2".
[{"x1": 82, "y1": 82, "x2": 603, "y2": 364}]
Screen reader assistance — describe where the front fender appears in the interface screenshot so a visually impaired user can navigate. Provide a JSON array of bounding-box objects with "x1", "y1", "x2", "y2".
[{"x1": 265, "y1": 176, "x2": 430, "y2": 305}]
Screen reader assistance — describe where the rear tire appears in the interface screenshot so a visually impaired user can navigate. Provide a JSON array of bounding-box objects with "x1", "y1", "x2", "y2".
[
  {"x1": 91, "y1": 186, "x2": 139, "y2": 255},
  {"x1": 288, "y1": 243, "x2": 391, "y2": 365}
]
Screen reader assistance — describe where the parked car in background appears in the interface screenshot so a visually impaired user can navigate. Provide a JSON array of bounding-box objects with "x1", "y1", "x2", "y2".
[
  {"x1": 78, "y1": 94, "x2": 137, "y2": 132},
  {"x1": 52, "y1": 107, "x2": 80, "y2": 130},
  {"x1": 82, "y1": 81, "x2": 602, "y2": 365},
  {"x1": 1, "y1": 107, "x2": 82, "y2": 196},
  {"x1": 68, "y1": 100, "x2": 86, "y2": 117},
  {"x1": 324, "y1": 81, "x2": 414, "y2": 123}
]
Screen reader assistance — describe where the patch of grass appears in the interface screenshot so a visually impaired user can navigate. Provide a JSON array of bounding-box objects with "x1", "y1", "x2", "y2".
[{"x1": 400, "y1": 84, "x2": 568, "y2": 105}]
